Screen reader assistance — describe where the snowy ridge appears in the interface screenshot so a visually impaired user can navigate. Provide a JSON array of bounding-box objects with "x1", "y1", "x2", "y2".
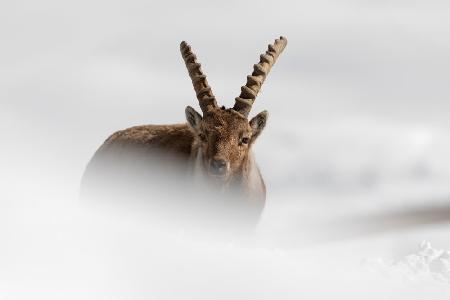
[{"x1": 364, "y1": 241, "x2": 450, "y2": 283}]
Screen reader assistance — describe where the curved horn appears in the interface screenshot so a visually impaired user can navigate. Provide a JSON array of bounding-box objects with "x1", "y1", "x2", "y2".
[
  {"x1": 180, "y1": 41, "x2": 218, "y2": 113},
  {"x1": 233, "y1": 36, "x2": 287, "y2": 117}
]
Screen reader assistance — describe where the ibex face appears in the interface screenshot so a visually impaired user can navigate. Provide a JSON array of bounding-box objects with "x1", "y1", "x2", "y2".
[
  {"x1": 81, "y1": 37, "x2": 287, "y2": 221},
  {"x1": 180, "y1": 37, "x2": 287, "y2": 184},
  {"x1": 185, "y1": 105, "x2": 267, "y2": 181}
]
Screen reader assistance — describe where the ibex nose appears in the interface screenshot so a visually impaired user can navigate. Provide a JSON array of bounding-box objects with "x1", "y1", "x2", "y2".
[{"x1": 210, "y1": 159, "x2": 227, "y2": 176}]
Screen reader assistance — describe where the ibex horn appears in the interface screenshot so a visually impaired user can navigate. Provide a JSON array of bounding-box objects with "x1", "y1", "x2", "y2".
[
  {"x1": 233, "y1": 36, "x2": 287, "y2": 117},
  {"x1": 180, "y1": 41, "x2": 218, "y2": 113}
]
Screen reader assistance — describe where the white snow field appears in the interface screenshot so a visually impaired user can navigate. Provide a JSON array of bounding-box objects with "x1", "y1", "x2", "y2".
[
  {"x1": 2, "y1": 0, "x2": 450, "y2": 299},
  {"x1": 364, "y1": 241, "x2": 450, "y2": 283}
]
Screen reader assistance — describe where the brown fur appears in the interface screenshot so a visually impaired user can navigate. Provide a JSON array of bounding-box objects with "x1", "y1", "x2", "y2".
[
  {"x1": 188, "y1": 108, "x2": 266, "y2": 201},
  {"x1": 81, "y1": 37, "x2": 287, "y2": 223},
  {"x1": 103, "y1": 123, "x2": 193, "y2": 157},
  {"x1": 85, "y1": 107, "x2": 266, "y2": 204}
]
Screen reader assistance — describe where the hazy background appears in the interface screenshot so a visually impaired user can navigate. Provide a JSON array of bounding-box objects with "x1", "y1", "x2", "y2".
[{"x1": 2, "y1": 0, "x2": 450, "y2": 299}]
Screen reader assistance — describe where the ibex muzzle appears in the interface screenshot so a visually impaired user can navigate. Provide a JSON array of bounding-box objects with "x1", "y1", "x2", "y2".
[
  {"x1": 210, "y1": 159, "x2": 228, "y2": 176},
  {"x1": 81, "y1": 37, "x2": 287, "y2": 224}
]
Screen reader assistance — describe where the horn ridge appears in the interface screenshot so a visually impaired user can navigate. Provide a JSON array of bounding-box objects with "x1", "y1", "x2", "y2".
[
  {"x1": 180, "y1": 41, "x2": 218, "y2": 113},
  {"x1": 233, "y1": 36, "x2": 287, "y2": 117}
]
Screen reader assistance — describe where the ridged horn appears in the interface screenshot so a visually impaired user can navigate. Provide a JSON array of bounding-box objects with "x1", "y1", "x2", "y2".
[
  {"x1": 180, "y1": 41, "x2": 218, "y2": 113},
  {"x1": 233, "y1": 36, "x2": 287, "y2": 117}
]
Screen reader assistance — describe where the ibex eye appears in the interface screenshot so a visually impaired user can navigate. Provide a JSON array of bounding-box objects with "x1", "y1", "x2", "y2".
[{"x1": 241, "y1": 137, "x2": 249, "y2": 144}]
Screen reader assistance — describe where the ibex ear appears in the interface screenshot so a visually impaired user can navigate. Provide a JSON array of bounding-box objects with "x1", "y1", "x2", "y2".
[
  {"x1": 249, "y1": 110, "x2": 268, "y2": 143},
  {"x1": 185, "y1": 106, "x2": 202, "y2": 131}
]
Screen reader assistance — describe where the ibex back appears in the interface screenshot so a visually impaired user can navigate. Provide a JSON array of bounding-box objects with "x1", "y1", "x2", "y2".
[{"x1": 81, "y1": 37, "x2": 287, "y2": 224}]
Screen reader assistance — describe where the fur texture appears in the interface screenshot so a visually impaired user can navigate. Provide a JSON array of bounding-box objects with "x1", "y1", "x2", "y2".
[
  {"x1": 81, "y1": 36, "x2": 287, "y2": 224},
  {"x1": 82, "y1": 107, "x2": 267, "y2": 213}
]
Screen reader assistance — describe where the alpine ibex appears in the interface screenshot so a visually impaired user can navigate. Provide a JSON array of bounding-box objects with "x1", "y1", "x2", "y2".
[{"x1": 81, "y1": 37, "x2": 287, "y2": 222}]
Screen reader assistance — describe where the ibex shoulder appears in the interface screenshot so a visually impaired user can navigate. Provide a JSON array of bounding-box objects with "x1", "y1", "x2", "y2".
[{"x1": 101, "y1": 123, "x2": 194, "y2": 156}]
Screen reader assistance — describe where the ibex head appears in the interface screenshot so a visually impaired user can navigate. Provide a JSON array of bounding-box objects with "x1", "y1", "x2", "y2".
[{"x1": 180, "y1": 37, "x2": 287, "y2": 181}]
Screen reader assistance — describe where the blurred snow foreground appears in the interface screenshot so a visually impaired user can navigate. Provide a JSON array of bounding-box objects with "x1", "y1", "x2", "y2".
[
  {"x1": 365, "y1": 241, "x2": 450, "y2": 283},
  {"x1": 3, "y1": 0, "x2": 450, "y2": 298}
]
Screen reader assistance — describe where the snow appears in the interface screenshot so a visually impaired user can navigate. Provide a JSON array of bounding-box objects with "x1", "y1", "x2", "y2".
[
  {"x1": 2, "y1": 0, "x2": 450, "y2": 299},
  {"x1": 365, "y1": 241, "x2": 450, "y2": 283}
]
